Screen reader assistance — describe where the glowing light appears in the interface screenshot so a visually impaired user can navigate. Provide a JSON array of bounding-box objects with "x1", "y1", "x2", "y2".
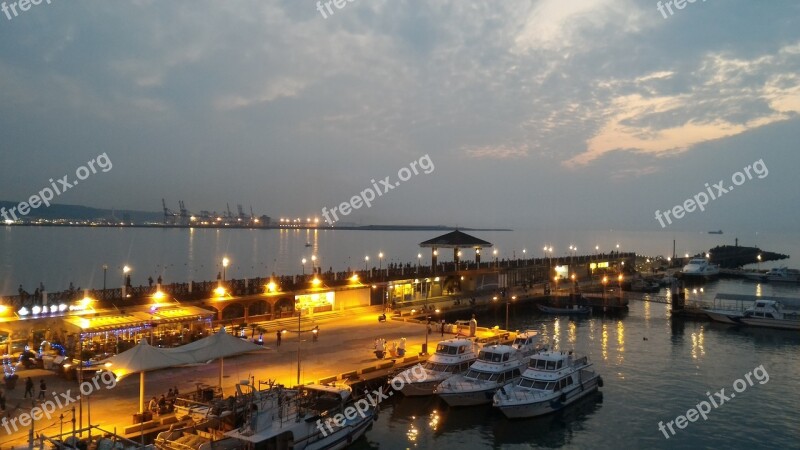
[
  {"x1": 58, "y1": 304, "x2": 67, "y2": 312},
  {"x1": 32, "y1": 306, "x2": 42, "y2": 315},
  {"x1": 266, "y1": 281, "x2": 277, "y2": 292},
  {"x1": 350, "y1": 274, "x2": 359, "y2": 282},
  {"x1": 123, "y1": 265, "x2": 131, "y2": 274},
  {"x1": 222, "y1": 257, "x2": 230, "y2": 267},
  {"x1": 152, "y1": 291, "x2": 166, "y2": 300},
  {"x1": 311, "y1": 277, "x2": 321, "y2": 286},
  {"x1": 214, "y1": 286, "x2": 227, "y2": 297}
]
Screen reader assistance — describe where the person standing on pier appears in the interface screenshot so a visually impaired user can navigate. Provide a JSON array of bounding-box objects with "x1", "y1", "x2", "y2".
[
  {"x1": 38, "y1": 379, "x2": 47, "y2": 400},
  {"x1": 24, "y1": 377, "x2": 34, "y2": 398},
  {"x1": 276, "y1": 330, "x2": 281, "y2": 347}
]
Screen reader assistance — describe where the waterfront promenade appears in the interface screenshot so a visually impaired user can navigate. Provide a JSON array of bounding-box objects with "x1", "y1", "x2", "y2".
[{"x1": 0, "y1": 306, "x2": 506, "y2": 448}]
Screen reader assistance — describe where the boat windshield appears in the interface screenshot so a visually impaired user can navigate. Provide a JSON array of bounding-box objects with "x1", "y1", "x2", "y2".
[
  {"x1": 517, "y1": 378, "x2": 553, "y2": 390},
  {"x1": 478, "y1": 351, "x2": 507, "y2": 362},
  {"x1": 513, "y1": 338, "x2": 528, "y2": 347},
  {"x1": 437, "y1": 344, "x2": 464, "y2": 355},
  {"x1": 465, "y1": 369, "x2": 495, "y2": 380},
  {"x1": 424, "y1": 362, "x2": 457, "y2": 373}
]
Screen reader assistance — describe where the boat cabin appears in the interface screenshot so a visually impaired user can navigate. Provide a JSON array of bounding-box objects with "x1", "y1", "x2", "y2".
[
  {"x1": 436, "y1": 339, "x2": 473, "y2": 356},
  {"x1": 744, "y1": 300, "x2": 794, "y2": 319},
  {"x1": 512, "y1": 330, "x2": 539, "y2": 349},
  {"x1": 478, "y1": 346, "x2": 514, "y2": 363}
]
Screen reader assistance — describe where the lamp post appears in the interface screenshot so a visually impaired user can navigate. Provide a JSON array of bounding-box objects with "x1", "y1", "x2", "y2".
[
  {"x1": 522, "y1": 249, "x2": 526, "y2": 266},
  {"x1": 102, "y1": 264, "x2": 107, "y2": 298},
  {"x1": 602, "y1": 276, "x2": 608, "y2": 301},
  {"x1": 493, "y1": 249, "x2": 498, "y2": 268},
  {"x1": 311, "y1": 255, "x2": 317, "y2": 274},
  {"x1": 507, "y1": 296, "x2": 516, "y2": 331},
  {"x1": 618, "y1": 274, "x2": 623, "y2": 301},
  {"x1": 757, "y1": 254, "x2": 761, "y2": 271},
  {"x1": 378, "y1": 252, "x2": 384, "y2": 276},
  {"x1": 571, "y1": 273, "x2": 576, "y2": 295},
  {"x1": 417, "y1": 253, "x2": 422, "y2": 274},
  {"x1": 554, "y1": 276, "x2": 559, "y2": 297},
  {"x1": 222, "y1": 257, "x2": 229, "y2": 281},
  {"x1": 301, "y1": 258, "x2": 307, "y2": 275},
  {"x1": 365, "y1": 256, "x2": 369, "y2": 272}
]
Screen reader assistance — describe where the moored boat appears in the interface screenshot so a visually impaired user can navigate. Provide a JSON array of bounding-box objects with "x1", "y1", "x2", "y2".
[
  {"x1": 765, "y1": 267, "x2": 800, "y2": 283},
  {"x1": 537, "y1": 304, "x2": 591, "y2": 315},
  {"x1": 737, "y1": 300, "x2": 800, "y2": 330},
  {"x1": 493, "y1": 350, "x2": 602, "y2": 419},
  {"x1": 390, "y1": 338, "x2": 479, "y2": 397},
  {"x1": 703, "y1": 308, "x2": 744, "y2": 324},
  {"x1": 435, "y1": 331, "x2": 545, "y2": 406},
  {"x1": 156, "y1": 382, "x2": 375, "y2": 450},
  {"x1": 681, "y1": 258, "x2": 720, "y2": 279}
]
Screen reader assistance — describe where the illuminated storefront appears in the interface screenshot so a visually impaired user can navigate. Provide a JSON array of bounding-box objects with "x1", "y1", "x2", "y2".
[{"x1": 295, "y1": 291, "x2": 335, "y2": 313}]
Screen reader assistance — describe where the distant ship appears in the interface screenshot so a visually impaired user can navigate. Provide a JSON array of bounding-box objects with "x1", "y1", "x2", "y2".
[{"x1": 708, "y1": 230, "x2": 723, "y2": 234}]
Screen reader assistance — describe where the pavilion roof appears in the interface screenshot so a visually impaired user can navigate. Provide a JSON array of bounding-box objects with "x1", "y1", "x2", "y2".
[{"x1": 419, "y1": 230, "x2": 493, "y2": 248}]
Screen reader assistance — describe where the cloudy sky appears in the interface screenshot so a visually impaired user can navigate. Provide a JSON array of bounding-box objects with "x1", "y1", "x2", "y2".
[{"x1": 1, "y1": 0, "x2": 798, "y2": 231}]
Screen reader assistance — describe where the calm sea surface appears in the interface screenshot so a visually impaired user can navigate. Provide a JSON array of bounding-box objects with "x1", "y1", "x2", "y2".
[
  {"x1": 1, "y1": 228, "x2": 799, "y2": 448},
  {"x1": 1, "y1": 226, "x2": 798, "y2": 293}
]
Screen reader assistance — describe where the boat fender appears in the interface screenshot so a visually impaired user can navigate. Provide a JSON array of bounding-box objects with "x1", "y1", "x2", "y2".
[
  {"x1": 559, "y1": 393, "x2": 567, "y2": 403},
  {"x1": 597, "y1": 376, "x2": 604, "y2": 388}
]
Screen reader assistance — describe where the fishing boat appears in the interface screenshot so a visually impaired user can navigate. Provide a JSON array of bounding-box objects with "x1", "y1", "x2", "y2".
[
  {"x1": 390, "y1": 338, "x2": 478, "y2": 396},
  {"x1": 435, "y1": 331, "x2": 545, "y2": 406},
  {"x1": 156, "y1": 381, "x2": 375, "y2": 450},
  {"x1": 737, "y1": 300, "x2": 800, "y2": 330},
  {"x1": 537, "y1": 304, "x2": 591, "y2": 315},
  {"x1": 708, "y1": 230, "x2": 723, "y2": 234},
  {"x1": 493, "y1": 350, "x2": 603, "y2": 419}
]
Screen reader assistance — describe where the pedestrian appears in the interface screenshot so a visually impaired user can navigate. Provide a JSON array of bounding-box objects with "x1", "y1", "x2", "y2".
[
  {"x1": 24, "y1": 377, "x2": 34, "y2": 398},
  {"x1": 276, "y1": 330, "x2": 281, "y2": 347},
  {"x1": 38, "y1": 379, "x2": 47, "y2": 400},
  {"x1": 157, "y1": 275, "x2": 162, "y2": 285},
  {"x1": 149, "y1": 396, "x2": 158, "y2": 414},
  {"x1": 148, "y1": 276, "x2": 154, "y2": 287},
  {"x1": 312, "y1": 326, "x2": 319, "y2": 342},
  {"x1": 441, "y1": 319, "x2": 445, "y2": 337}
]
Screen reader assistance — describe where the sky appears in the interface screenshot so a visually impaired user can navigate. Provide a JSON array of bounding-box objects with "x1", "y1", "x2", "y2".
[{"x1": 1, "y1": 0, "x2": 799, "y2": 232}]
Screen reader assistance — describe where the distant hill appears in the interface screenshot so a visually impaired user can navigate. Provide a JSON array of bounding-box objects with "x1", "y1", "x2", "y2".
[{"x1": 0, "y1": 200, "x2": 162, "y2": 223}]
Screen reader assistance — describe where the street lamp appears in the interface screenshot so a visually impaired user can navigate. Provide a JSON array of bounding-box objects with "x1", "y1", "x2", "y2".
[
  {"x1": 493, "y1": 249, "x2": 498, "y2": 268},
  {"x1": 417, "y1": 253, "x2": 422, "y2": 274},
  {"x1": 602, "y1": 276, "x2": 608, "y2": 301},
  {"x1": 618, "y1": 274, "x2": 623, "y2": 301},
  {"x1": 571, "y1": 273, "x2": 576, "y2": 294},
  {"x1": 378, "y1": 252, "x2": 384, "y2": 276},
  {"x1": 311, "y1": 255, "x2": 317, "y2": 273},
  {"x1": 757, "y1": 254, "x2": 762, "y2": 270},
  {"x1": 365, "y1": 256, "x2": 369, "y2": 271},
  {"x1": 102, "y1": 264, "x2": 108, "y2": 296},
  {"x1": 222, "y1": 257, "x2": 229, "y2": 281},
  {"x1": 554, "y1": 276, "x2": 559, "y2": 296},
  {"x1": 301, "y1": 258, "x2": 307, "y2": 275},
  {"x1": 507, "y1": 296, "x2": 516, "y2": 331}
]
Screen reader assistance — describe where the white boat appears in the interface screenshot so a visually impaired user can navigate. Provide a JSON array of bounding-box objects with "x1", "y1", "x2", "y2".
[
  {"x1": 390, "y1": 338, "x2": 479, "y2": 397},
  {"x1": 681, "y1": 259, "x2": 720, "y2": 278},
  {"x1": 765, "y1": 267, "x2": 800, "y2": 283},
  {"x1": 156, "y1": 382, "x2": 375, "y2": 450},
  {"x1": 435, "y1": 331, "x2": 545, "y2": 406},
  {"x1": 742, "y1": 271, "x2": 768, "y2": 282},
  {"x1": 493, "y1": 350, "x2": 603, "y2": 419},
  {"x1": 703, "y1": 308, "x2": 744, "y2": 324},
  {"x1": 738, "y1": 300, "x2": 800, "y2": 330}
]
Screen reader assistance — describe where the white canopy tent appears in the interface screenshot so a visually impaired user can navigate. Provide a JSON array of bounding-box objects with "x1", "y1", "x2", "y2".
[
  {"x1": 103, "y1": 339, "x2": 194, "y2": 413},
  {"x1": 103, "y1": 329, "x2": 269, "y2": 412},
  {"x1": 165, "y1": 328, "x2": 270, "y2": 387}
]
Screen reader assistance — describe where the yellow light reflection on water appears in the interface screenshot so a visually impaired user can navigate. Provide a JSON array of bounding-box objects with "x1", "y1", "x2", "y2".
[
  {"x1": 552, "y1": 318, "x2": 561, "y2": 350},
  {"x1": 428, "y1": 410, "x2": 440, "y2": 431},
  {"x1": 756, "y1": 283, "x2": 762, "y2": 297},
  {"x1": 616, "y1": 320, "x2": 625, "y2": 364},
  {"x1": 691, "y1": 327, "x2": 706, "y2": 359},
  {"x1": 568, "y1": 321, "x2": 577, "y2": 346},
  {"x1": 644, "y1": 299, "x2": 651, "y2": 321},
  {"x1": 407, "y1": 416, "x2": 419, "y2": 445},
  {"x1": 601, "y1": 323, "x2": 609, "y2": 360}
]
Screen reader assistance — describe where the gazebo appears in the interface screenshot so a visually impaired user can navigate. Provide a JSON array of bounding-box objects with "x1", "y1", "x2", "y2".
[{"x1": 419, "y1": 230, "x2": 493, "y2": 271}]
